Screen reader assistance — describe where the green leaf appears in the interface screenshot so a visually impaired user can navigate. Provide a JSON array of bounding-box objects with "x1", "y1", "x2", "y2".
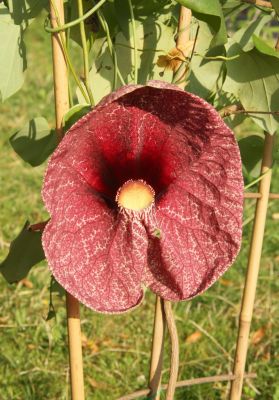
[
  {"x1": 83, "y1": 19, "x2": 175, "y2": 104},
  {"x1": 0, "y1": 6, "x2": 26, "y2": 101},
  {"x1": 62, "y1": 104, "x2": 92, "y2": 132},
  {"x1": 114, "y1": 0, "x2": 174, "y2": 38},
  {"x1": 174, "y1": 0, "x2": 227, "y2": 47},
  {"x1": 232, "y1": 14, "x2": 271, "y2": 52},
  {"x1": 187, "y1": 21, "x2": 225, "y2": 99},
  {"x1": 10, "y1": 118, "x2": 57, "y2": 167},
  {"x1": 0, "y1": 221, "x2": 45, "y2": 283},
  {"x1": 7, "y1": 0, "x2": 47, "y2": 27},
  {"x1": 222, "y1": 0, "x2": 248, "y2": 16},
  {"x1": 46, "y1": 277, "x2": 65, "y2": 321},
  {"x1": 252, "y1": 35, "x2": 279, "y2": 58},
  {"x1": 67, "y1": 0, "x2": 95, "y2": 47},
  {"x1": 46, "y1": 307, "x2": 56, "y2": 321},
  {"x1": 273, "y1": 138, "x2": 279, "y2": 161},
  {"x1": 50, "y1": 278, "x2": 65, "y2": 296},
  {"x1": 238, "y1": 135, "x2": 264, "y2": 177},
  {"x1": 223, "y1": 39, "x2": 279, "y2": 134},
  {"x1": 271, "y1": 0, "x2": 279, "y2": 16}
]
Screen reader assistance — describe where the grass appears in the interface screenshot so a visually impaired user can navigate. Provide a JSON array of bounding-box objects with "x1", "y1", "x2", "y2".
[{"x1": 0, "y1": 15, "x2": 279, "y2": 400}]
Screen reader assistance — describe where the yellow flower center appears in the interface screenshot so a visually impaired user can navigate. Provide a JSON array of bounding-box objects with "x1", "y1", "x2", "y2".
[{"x1": 116, "y1": 180, "x2": 155, "y2": 211}]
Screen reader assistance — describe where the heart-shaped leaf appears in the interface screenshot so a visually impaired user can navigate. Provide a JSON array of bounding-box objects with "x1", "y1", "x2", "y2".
[
  {"x1": 81, "y1": 19, "x2": 174, "y2": 104},
  {"x1": 238, "y1": 135, "x2": 264, "y2": 177},
  {"x1": 223, "y1": 38, "x2": 279, "y2": 134},
  {"x1": 0, "y1": 221, "x2": 45, "y2": 283},
  {"x1": 10, "y1": 117, "x2": 57, "y2": 166},
  {"x1": 0, "y1": 5, "x2": 26, "y2": 101},
  {"x1": 63, "y1": 105, "x2": 92, "y2": 132}
]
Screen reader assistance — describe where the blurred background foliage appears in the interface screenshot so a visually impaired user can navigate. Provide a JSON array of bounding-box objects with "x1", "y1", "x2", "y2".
[{"x1": 0, "y1": 0, "x2": 279, "y2": 399}]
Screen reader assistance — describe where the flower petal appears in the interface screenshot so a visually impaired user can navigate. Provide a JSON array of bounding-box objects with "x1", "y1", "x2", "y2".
[
  {"x1": 43, "y1": 84, "x2": 197, "y2": 210},
  {"x1": 143, "y1": 97, "x2": 243, "y2": 301},
  {"x1": 42, "y1": 169, "x2": 148, "y2": 313}
]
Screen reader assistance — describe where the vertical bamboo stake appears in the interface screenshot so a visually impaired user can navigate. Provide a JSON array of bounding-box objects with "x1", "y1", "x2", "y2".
[
  {"x1": 49, "y1": 1, "x2": 85, "y2": 399},
  {"x1": 230, "y1": 133, "x2": 274, "y2": 400},
  {"x1": 175, "y1": 6, "x2": 192, "y2": 88},
  {"x1": 177, "y1": 7, "x2": 192, "y2": 51},
  {"x1": 49, "y1": 0, "x2": 69, "y2": 140},
  {"x1": 66, "y1": 293, "x2": 85, "y2": 400},
  {"x1": 164, "y1": 301, "x2": 179, "y2": 400},
  {"x1": 148, "y1": 296, "x2": 166, "y2": 400}
]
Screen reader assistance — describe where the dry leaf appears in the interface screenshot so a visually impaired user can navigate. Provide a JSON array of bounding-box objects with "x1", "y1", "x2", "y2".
[
  {"x1": 219, "y1": 278, "x2": 233, "y2": 287},
  {"x1": 251, "y1": 327, "x2": 265, "y2": 345},
  {"x1": 0, "y1": 316, "x2": 9, "y2": 324},
  {"x1": 272, "y1": 213, "x2": 279, "y2": 220},
  {"x1": 157, "y1": 48, "x2": 186, "y2": 71},
  {"x1": 20, "y1": 278, "x2": 33, "y2": 289},
  {"x1": 81, "y1": 333, "x2": 99, "y2": 353},
  {"x1": 262, "y1": 350, "x2": 271, "y2": 361},
  {"x1": 87, "y1": 377, "x2": 106, "y2": 389},
  {"x1": 186, "y1": 331, "x2": 202, "y2": 344}
]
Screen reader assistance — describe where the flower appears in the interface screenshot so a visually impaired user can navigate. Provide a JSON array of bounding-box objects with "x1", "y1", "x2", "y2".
[{"x1": 42, "y1": 81, "x2": 243, "y2": 314}]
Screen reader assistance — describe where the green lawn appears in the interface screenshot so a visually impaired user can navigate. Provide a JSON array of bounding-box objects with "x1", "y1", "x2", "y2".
[{"x1": 0, "y1": 16, "x2": 279, "y2": 400}]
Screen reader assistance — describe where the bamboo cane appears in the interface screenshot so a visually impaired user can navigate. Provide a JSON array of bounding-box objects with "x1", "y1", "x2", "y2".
[
  {"x1": 148, "y1": 296, "x2": 166, "y2": 400},
  {"x1": 175, "y1": 6, "x2": 192, "y2": 89},
  {"x1": 49, "y1": 1, "x2": 85, "y2": 399},
  {"x1": 117, "y1": 373, "x2": 257, "y2": 400},
  {"x1": 49, "y1": 0, "x2": 69, "y2": 140},
  {"x1": 66, "y1": 293, "x2": 85, "y2": 400},
  {"x1": 164, "y1": 301, "x2": 179, "y2": 400},
  {"x1": 229, "y1": 133, "x2": 274, "y2": 400},
  {"x1": 244, "y1": 192, "x2": 279, "y2": 199}
]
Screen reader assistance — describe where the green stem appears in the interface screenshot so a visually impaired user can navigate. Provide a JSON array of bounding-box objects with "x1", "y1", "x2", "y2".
[
  {"x1": 195, "y1": 53, "x2": 240, "y2": 61},
  {"x1": 96, "y1": 9, "x2": 126, "y2": 87},
  {"x1": 50, "y1": 0, "x2": 90, "y2": 104},
  {"x1": 66, "y1": 2, "x2": 74, "y2": 108},
  {"x1": 244, "y1": 168, "x2": 271, "y2": 190},
  {"x1": 128, "y1": 0, "x2": 138, "y2": 84},
  {"x1": 77, "y1": 0, "x2": 95, "y2": 105},
  {"x1": 45, "y1": 0, "x2": 107, "y2": 33}
]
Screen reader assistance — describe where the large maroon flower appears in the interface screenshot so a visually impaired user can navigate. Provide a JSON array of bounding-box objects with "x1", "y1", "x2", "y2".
[{"x1": 42, "y1": 81, "x2": 243, "y2": 314}]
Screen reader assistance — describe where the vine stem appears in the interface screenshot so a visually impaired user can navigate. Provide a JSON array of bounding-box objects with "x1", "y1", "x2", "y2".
[
  {"x1": 96, "y1": 9, "x2": 126, "y2": 88},
  {"x1": 244, "y1": 168, "x2": 271, "y2": 190},
  {"x1": 77, "y1": 0, "x2": 95, "y2": 105},
  {"x1": 46, "y1": 0, "x2": 107, "y2": 32},
  {"x1": 50, "y1": 0, "x2": 90, "y2": 104},
  {"x1": 128, "y1": 0, "x2": 138, "y2": 84},
  {"x1": 164, "y1": 301, "x2": 179, "y2": 400},
  {"x1": 148, "y1": 296, "x2": 166, "y2": 400},
  {"x1": 49, "y1": 1, "x2": 85, "y2": 399}
]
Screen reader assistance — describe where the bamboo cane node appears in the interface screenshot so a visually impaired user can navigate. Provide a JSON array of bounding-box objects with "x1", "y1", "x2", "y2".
[{"x1": 239, "y1": 314, "x2": 252, "y2": 323}]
